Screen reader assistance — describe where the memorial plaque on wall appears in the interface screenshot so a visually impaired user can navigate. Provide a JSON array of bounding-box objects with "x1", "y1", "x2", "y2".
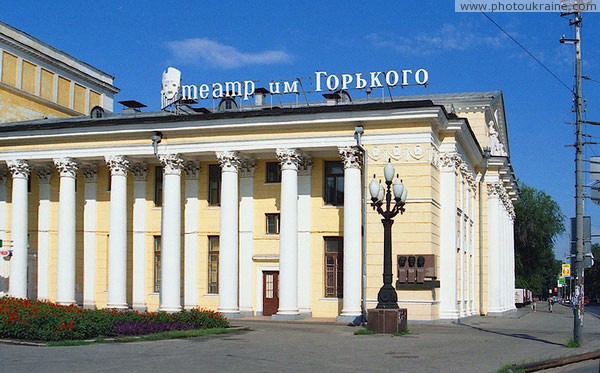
[{"x1": 396, "y1": 254, "x2": 438, "y2": 288}]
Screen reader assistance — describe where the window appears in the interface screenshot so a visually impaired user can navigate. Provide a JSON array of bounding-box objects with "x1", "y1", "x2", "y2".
[
  {"x1": 153, "y1": 236, "x2": 161, "y2": 293},
  {"x1": 324, "y1": 237, "x2": 343, "y2": 298},
  {"x1": 154, "y1": 166, "x2": 163, "y2": 206},
  {"x1": 324, "y1": 161, "x2": 344, "y2": 206},
  {"x1": 266, "y1": 213, "x2": 280, "y2": 234},
  {"x1": 265, "y1": 162, "x2": 281, "y2": 183},
  {"x1": 208, "y1": 236, "x2": 219, "y2": 294},
  {"x1": 208, "y1": 164, "x2": 221, "y2": 206}
]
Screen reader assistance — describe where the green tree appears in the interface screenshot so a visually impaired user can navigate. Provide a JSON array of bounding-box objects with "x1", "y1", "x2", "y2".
[{"x1": 514, "y1": 184, "x2": 565, "y2": 298}]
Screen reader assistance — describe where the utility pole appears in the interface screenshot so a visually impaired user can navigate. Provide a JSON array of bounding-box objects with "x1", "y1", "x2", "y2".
[{"x1": 561, "y1": 9, "x2": 584, "y2": 345}]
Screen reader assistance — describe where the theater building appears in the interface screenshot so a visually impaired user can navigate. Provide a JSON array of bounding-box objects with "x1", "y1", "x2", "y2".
[{"x1": 0, "y1": 66, "x2": 517, "y2": 321}]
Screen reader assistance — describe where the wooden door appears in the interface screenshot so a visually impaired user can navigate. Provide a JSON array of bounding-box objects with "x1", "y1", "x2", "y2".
[{"x1": 263, "y1": 271, "x2": 279, "y2": 316}]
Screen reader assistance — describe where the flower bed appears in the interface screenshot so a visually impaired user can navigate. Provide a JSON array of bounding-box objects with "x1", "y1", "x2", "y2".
[{"x1": 0, "y1": 296, "x2": 229, "y2": 341}]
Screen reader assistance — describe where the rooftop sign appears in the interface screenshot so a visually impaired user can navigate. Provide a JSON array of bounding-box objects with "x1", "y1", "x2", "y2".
[{"x1": 161, "y1": 67, "x2": 429, "y2": 110}]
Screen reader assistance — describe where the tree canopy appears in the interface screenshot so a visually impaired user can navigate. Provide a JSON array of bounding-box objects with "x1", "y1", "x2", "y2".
[{"x1": 513, "y1": 184, "x2": 565, "y2": 297}]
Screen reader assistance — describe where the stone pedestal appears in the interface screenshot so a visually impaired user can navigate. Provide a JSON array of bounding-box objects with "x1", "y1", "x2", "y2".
[{"x1": 367, "y1": 308, "x2": 408, "y2": 334}]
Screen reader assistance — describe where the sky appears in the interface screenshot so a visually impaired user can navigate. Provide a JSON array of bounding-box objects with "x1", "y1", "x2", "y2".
[{"x1": 3, "y1": 1, "x2": 600, "y2": 261}]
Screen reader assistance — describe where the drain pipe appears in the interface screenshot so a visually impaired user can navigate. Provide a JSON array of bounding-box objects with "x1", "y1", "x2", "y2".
[
  {"x1": 478, "y1": 147, "x2": 491, "y2": 315},
  {"x1": 354, "y1": 125, "x2": 368, "y2": 324}
]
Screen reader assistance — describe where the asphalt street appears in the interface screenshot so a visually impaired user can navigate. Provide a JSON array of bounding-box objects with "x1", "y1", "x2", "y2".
[{"x1": 0, "y1": 303, "x2": 599, "y2": 372}]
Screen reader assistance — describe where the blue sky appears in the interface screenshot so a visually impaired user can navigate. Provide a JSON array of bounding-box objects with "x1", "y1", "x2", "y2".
[{"x1": 3, "y1": 1, "x2": 600, "y2": 260}]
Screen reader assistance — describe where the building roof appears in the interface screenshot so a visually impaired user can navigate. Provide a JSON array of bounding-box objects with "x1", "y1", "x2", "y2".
[{"x1": 0, "y1": 21, "x2": 119, "y2": 94}]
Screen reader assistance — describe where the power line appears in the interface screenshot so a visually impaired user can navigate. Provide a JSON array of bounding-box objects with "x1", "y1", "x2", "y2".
[{"x1": 479, "y1": 11, "x2": 574, "y2": 94}]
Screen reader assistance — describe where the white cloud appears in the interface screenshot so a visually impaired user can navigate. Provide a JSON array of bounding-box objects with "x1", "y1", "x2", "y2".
[
  {"x1": 367, "y1": 23, "x2": 508, "y2": 55},
  {"x1": 165, "y1": 38, "x2": 293, "y2": 68}
]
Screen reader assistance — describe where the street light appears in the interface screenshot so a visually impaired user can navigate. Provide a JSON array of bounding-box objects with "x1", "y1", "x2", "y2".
[{"x1": 369, "y1": 159, "x2": 407, "y2": 309}]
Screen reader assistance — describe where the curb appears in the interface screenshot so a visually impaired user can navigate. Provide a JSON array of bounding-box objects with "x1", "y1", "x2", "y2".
[{"x1": 0, "y1": 326, "x2": 250, "y2": 347}]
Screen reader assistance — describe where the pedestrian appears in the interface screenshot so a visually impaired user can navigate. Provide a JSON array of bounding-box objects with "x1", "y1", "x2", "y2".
[
  {"x1": 548, "y1": 299, "x2": 553, "y2": 313},
  {"x1": 532, "y1": 299, "x2": 537, "y2": 312}
]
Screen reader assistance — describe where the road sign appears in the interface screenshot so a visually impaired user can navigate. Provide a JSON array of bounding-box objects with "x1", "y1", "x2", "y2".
[{"x1": 562, "y1": 264, "x2": 570, "y2": 277}]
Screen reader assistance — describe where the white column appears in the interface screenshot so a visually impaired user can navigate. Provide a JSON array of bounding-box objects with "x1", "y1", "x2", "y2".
[
  {"x1": 159, "y1": 154, "x2": 184, "y2": 312},
  {"x1": 216, "y1": 151, "x2": 240, "y2": 316},
  {"x1": 82, "y1": 164, "x2": 98, "y2": 309},
  {"x1": 131, "y1": 162, "x2": 148, "y2": 311},
  {"x1": 7, "y1": 160, "x2": 30, "y2": 299},
  {"x1": 439, "y1": 154, "x2": 459, "y2": 319},
  {"x1": 487, "y1": 182, "x2": 502, "y2": 314},
  {"x1": 297, "y1": 160, "x2": 312, "y2": 316},
  {"x1": 54, "y1": 157, "x2": 78, "y2": 305},
  {"x1": 183, "y1": 161, "x2": 200, "y2": 310},
  {"x1": 36, "y1": 166, "x2": 52, "y2": 301},
  {"x1": 239, "y1": 158, "x2": 255, "y2": 316},
  {"x1": 274, "y1": 148, "x2": 305, "y2": 319},
  {"x1": 106, "y1": 155, "x2": 130, "y2": 309},
  {"x1": 0, "y1": 169, "x2": 9, "y2": 295},
  {"x1": 471, "y1": 193, "x2": 477, "y2": 315},
  {"x1": 508, "y1": 208, "x2": 516, "y2": 311},
  {"x1": 338, "y1": 146, "x2": 363, "y2": 322}
]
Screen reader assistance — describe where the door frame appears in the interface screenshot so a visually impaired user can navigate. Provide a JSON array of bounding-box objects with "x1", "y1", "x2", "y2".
[{"x1": 256, "y1": 265, "x2": 279, "y2": 316}]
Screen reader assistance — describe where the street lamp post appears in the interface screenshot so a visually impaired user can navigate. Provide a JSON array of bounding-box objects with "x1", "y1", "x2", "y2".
[{"x1": 369, "y1": 160, "x2": 407, "y2": 309}]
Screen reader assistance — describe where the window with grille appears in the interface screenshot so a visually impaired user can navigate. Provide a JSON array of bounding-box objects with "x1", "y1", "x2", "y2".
[
  {"x1": 208, "y1": 236, "x2": 219, "y2": 294},
  {"x1": 324, "y1": 237, "x2": 343, "y2": 298},
  {"x1": 153, "y1": 236, "x2": 161, "y2": 293}
]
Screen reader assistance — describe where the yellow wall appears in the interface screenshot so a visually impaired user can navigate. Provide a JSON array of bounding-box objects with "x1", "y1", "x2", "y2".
[{"x1": 0, "y1": 49, "x2": 107, "y2": 123}]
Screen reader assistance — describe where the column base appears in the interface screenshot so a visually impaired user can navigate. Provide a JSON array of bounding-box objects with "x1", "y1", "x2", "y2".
[
  {"x1": 299, "y1": 310, "x2": 313, "y2": 318},
  {"x1": 439, "y1": 309, "x2": 460, "y2": 320},
  {"x1": 221, "y1": 311, "x2": 242, "y2": 319},
  {"x1": 106, "y1": 303, "x2": 129, "y2": 310},
  {"x1": 239, "y1": 308, "x2": 255, "y2": 317},
  {"x1": 57, "y1": 300, "x2": 77, "y2": 306},
  {"x1": 272, "y1": 311, "x2": 305, "y2": 321},
  {"x1": 83, "y1": 301, "x2": 96, "y2": 310},
  {"x1": 132, "y1": 303, "x2": 147, "y2": 312},
  {"x1": 159, "y1": 305, "x2": 182, "y2": 313}
]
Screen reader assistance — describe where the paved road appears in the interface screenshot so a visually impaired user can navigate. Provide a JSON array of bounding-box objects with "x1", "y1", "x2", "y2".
[{"x1": 0, "y1": 304, "x2": 599, "y2": 373}]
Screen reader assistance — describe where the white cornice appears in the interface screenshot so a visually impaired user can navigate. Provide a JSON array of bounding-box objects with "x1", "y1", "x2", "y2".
[
  {"x1": 0, "y1": 132, "x2": 435, "y2": 161},
  {"x1": 0, "y1": 107, "x2": 446, "y2": 141}
]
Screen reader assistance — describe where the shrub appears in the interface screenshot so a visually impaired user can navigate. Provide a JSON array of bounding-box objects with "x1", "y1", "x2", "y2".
[{"x1": 0, "y1": 296, "x2": 229, "y2": 341}]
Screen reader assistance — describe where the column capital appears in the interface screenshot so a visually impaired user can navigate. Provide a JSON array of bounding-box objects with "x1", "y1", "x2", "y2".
[
  {"x1": 159, "y1": 154, "x2": 184, "y2": 175},
  {"x1": 54, "y1": 157, "x2": 78, "y2": 178},
  {"x1": 105, "y1": 155, "x2": 130, "y2": 176},
  {"x1": 486, "y1": 182, "x2": 502, "y2": 197},
  {"x1": 338, "y1": 146, "x2": 363, "y2": 170},
  {"x1": 438, "y1": 152, "x2": 460, "y2": 171},
  {"x1": 81, "y1": 164, "x2": 99, "y2": 183},
  {"x1": 276, "y1": 148, "x2": 309, "y2": 171},
  {"x1": 183, "y1": 160, "x2": 201, "y2": 180},
  {"x1": 216, "y1": 151, "x2": 242, "y2": 173},
  {"x1": 36, "y1": 165, "x2": 53, "y2": 184},
  {"x1": 130, "y1": 162, "x2": 149, "y2": 181},
  {"x1": 7, "y1": 159, "x2": 31, "y2": 179}
]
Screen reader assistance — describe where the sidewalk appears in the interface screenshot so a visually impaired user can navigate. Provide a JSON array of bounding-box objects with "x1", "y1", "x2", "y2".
[{"x1": 0, "y1": 303, "x2": 598, "y2": 372}]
